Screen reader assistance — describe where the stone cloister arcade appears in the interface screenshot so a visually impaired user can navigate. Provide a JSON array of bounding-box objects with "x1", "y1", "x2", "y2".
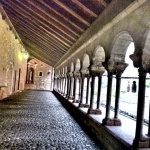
[
  {"x1": 54, "y1": 22, "x2": 150, "y2": 149},
  {"x1": 0, "y1": 0, "x2": 150, "y2": 149}
]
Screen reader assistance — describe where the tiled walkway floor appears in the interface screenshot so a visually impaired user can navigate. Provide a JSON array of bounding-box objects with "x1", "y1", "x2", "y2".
[{"x1": 0, "y1": 90, "x2": 101, "y2": 150}]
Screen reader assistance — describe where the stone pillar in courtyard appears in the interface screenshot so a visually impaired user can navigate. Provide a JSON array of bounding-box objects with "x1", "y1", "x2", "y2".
[
  {"x1": 63, "y1": 74, "x2": 67, "y2": 97},
  {"x1": 87, "y1": 64, "x2": 105, "y2": 114},
  {"x1": 72, "y1": 71, "x2": 81, "y2": 103},
  {"x1": 85, "y1": 76, "x2": 90, "y2": 108},
  {"x1": 72, "y1": 74, "x2": 77, "y2": 102},
  {"x1": 130, "y1": 53, "x2": 150, "y2": 148},
  {"x1": 66, "y1": 73, "x2": 70, "y2": 99},
  {"x1": 68, "y1": 71, "x2": 74, "y2": 99},
  {"x1": 102, "y1": 60, "x2": 128, "y2": 126},
  {"x1": 79, "y1": 68, "x2": 90, "y2": 107}
]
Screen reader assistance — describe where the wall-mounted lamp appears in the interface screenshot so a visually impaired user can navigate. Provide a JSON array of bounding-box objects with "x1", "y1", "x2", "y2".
[{"x1": 22, "y1": 51, "x2": 29, "y2": 59}]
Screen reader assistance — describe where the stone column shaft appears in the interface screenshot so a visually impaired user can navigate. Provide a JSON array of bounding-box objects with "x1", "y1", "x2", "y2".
[
  {"x1": 78, "y1": 78, "x2": 81, "y2": 101},
  {"x1": 69, "y1": 77, "x2": 72, "y2": 98},
  {"x1": 104, "y1": 72, "x2": 113, "y2": 119},
  {"x1": 114, "y1": 74, "x2": 121, "y2": 119},
  {"x1": 67, "y1": 77, "x2": 70, "y2": 97},
  {"x1": 133, "y1": 68, "x2": 147, "y2": 147},
  {"x1": 86, "y1": 77, "x2": 90, "y2": 105},
  {"x1": 89, "y1": 75, "x2": 95, "y2": 110},
  {"x1": 79, "y1": 77, "x2": 85, "y2": 107},
  {"x1": 64, "y1": 78, "x2": 66, "y2": 94},
  {"x1": 96, "y1": 76, "x2": 102, "y2": 109},
  {"x1": 73, "y1": 78, "x2": 76, "y2": 101}
]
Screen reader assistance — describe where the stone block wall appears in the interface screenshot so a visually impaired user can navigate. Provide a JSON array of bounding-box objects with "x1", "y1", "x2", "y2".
[
  {"x1": 0, "y1": 12, "x2": 27, "y2": 99},
  {"x1": 25, "y1": 58, "x2": 54, "y2": 90}
]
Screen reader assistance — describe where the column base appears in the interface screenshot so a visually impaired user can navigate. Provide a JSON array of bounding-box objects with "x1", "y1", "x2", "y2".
[
  {"x1": 69, "y1": 96, "x2": 74, "y2": 100},
  {"x1": 102, "y1": 118, "x2": 122, "y2": 126},
  {"x1": 72, "y1": 100, "x2": 80, "y2": 103},
  {"x1": 95, "y1": 109, "x2": 102, "y2": 114},
  {"x1": 133, "y1": 136, "x2": 150, "y2": 148},
  {"x1": 84, "y1": 104, "x2": 89, "y2": 108},
  {"x1": 113, "y1": 118, "x2": 122, "y2": 126},
  {"x1": 87, "y1": 109, "x2": 102, "y2": 114},
  {"x1": 78, "y1": 103, "x2": 85, "y2": 107},
  {"x1": 76, "y1": 100, "x2": 80, "y2": 103},
  {"x1": 87, "y1": 109, "x2": 96, "y2": 114},
  {"x1": 102, "y1": 118, "x2": 114, "y2": 126}
]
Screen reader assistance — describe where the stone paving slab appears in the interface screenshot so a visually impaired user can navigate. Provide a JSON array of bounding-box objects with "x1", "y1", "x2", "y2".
[{"x1": 0, "y1": 90, "x2": 100, "y2": 150}]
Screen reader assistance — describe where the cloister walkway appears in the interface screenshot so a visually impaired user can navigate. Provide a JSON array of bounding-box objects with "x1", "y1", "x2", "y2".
[{"x1": 0, "y1": 90, "x2": 100, "y2": 150}]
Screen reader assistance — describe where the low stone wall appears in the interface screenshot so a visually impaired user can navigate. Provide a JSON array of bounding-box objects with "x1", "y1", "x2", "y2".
[
  {"x1": 53, "y1": 90, "x2": 131, "y2": 150},
  {"x1": 24, "y1": 84, "x2": 36, "y2": 90}
]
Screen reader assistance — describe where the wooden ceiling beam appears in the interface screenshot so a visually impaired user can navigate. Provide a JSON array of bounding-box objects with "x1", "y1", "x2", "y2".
[
  {"x1": 98, "y1": 0, "x2": 107, "y2": 7},
  {"x1": 3, "y1": 5, "x2": 70, "y2": 49},
  {"x1": 28, "y1": 0, "x2": 80, "y2": 38},
  {"x1": 10, "y1": 16, "x2": 66, "y2": 55},
  {"x1": 24, "y1": 40, "x2": 60, "y2": 62},
  {"x1": 26, "y1": 46, "x2": 55, "y2": 66},
  {"x1": 14, "y1": 0, "x2": 77, "y2": 43},
  {"x1": 1, "y1": 0, "x2": 72, "y2": 47},
  {"x1": 71, "y1": 0, "x2": 98, "y2": 17},
  {"x1": 8, "y1": 13, "x2": 68, "y2": 52},
  {"x1": 18, "y1": 33, "x2": 62, "y2": 59},
  {"x1": 52, "y1": 0, "x2": 90, "y2": 26},
  {"x1": 37, "y1": 0, "x2": 84, "y2": 32},
  {"x1": 19, "y1": 32, "x2": 64, "y2": 58}
]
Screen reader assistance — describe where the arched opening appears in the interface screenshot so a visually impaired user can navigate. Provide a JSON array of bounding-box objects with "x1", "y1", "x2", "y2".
[
  {"x1": 142, "y1": 29, "x2": 150, "y2": 123},
  {"x1": 70, "y1": 62, "x2": 74, "y2": 98},
  {"x1": 82, "y1": 54, "x2": 90, "y2": 104},
  {"x1": 75, "y1": 59, "x2": 81, "y2": 101},
  {"x1": 110, "y1": 32, "x2": 139, "y2": 121},
  {"x1": 82, "y1": 54, "x2": 90, "y2": 69},
  {"x1": 75, "y1": 59, "x2": 81, "y2": 71},
  {"x1": 93, "y1": 46, "x2": 106, "y2": 109},
  {"x1": 28, "y1": 68, "x2": 34, "y2": 84}
]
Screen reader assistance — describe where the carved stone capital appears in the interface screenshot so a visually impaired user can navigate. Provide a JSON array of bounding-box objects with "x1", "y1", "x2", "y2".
[
  {"x1": 80, "y1": 68, "x2": 90, "y2": 77},
  {"x1": 103, "y1": 60, "x2": 128, "y2": 75},
  {"x1": 73, "y1": 71, "x2": 81, "y2": 78},
  {"x1": 89, "y1": 65, "x2": 105, "y2": 76},
  {"x1": 130, "y1": 53, "x2": 150, "y2": 72},
  {"x1": 130, "y1": 53, "x2": 142, "y2": 68}
]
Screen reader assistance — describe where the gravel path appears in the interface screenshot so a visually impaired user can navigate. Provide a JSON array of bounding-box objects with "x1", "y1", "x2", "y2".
[{"x1": 0, "y1": 90, "x2": 100, "y2": 150}]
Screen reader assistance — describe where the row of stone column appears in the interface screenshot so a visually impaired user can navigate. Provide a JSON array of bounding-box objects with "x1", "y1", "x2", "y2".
[{"x1": 54, "y1": 60, "x2": 150, "y2": 148}]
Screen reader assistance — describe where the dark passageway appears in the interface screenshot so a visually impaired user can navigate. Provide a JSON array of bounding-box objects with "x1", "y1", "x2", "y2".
[{"x1": 0, "y1": 90, "x2": 100, "y2": 150}]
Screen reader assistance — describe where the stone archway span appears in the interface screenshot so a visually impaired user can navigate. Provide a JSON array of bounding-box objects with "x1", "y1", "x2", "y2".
[
  {"x1": 75, "y1": 58, "x2": 81, "y2": 72},
  {"x1": 110, "y1": 31, "x2": 134, "y2": 62},
  {"x1": 82, "y1": 53, "x2": 90, "y2": 69},
  {"x1": 70, "y1": 62, "x2": 74, "y2": 72},
  {"x1": 93, "y1": 46, "x2": 105, "y2": 66},
  {"x1": 142, "y1": 27, "x2": 150, "y2": 68}
]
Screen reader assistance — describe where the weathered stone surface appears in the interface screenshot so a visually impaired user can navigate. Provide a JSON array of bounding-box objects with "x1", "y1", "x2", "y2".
[{"x1": 0, "y1": 90, "x2": 100, "y2": 150}]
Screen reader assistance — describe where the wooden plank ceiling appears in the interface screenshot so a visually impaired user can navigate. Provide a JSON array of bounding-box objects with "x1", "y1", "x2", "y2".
[{"x1": 0, "y1": 0, "x2": 111, "y2": 66}]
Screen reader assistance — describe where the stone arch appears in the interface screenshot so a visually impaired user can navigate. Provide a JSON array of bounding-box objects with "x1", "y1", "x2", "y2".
[
  {"x1": 110, "y1": 31, "x2": 134, "y2": 62},
  {"x1": 65, "y1": 66, "x2": 67, "y2": 74},
  {"x1": 58, "y1": 70, "x2": 60, "y2": 75},
  {"x1": 75, "y1": 58, "x2": 81, "y2": 71},
  {"x1": 62, "y1": 67, "x2": 65, "y2": 74},
  {"x1": 28, "y1": 68, "x2": 34, "y2": 84},
  {"x1": 82, "y1": 54, "x2": 90, "y2": 69},
  {"x1": 70, "y1": 62, "x2": 74, "y2": 72},
  {"x1": 93, "y1": 46, "x2": 105, "y2": 66},
  {"x1": 142, "y1": 27, "x2": 150, "y2": 65}
]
